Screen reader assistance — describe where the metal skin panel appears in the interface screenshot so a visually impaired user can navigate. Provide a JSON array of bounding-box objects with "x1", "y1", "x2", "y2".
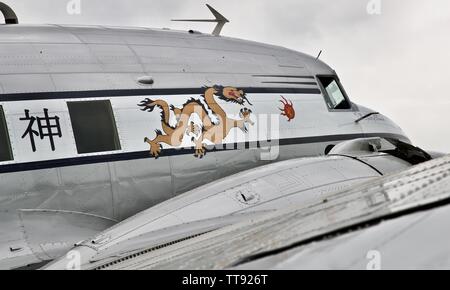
[
  {"x1": 0, "y1": 209, "x2": 116, "y2": 270},
  {"x1": 238, "y1": 204, "x2": 450, "y2": 270},
  {"x1": 0, "y1": 25, "x2": 330, "y2": 93},
  {"x1": 354, "y1": 105, "x2": 407, "y2": 138}
]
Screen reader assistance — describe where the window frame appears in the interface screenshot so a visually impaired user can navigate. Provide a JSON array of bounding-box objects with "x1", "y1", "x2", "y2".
[
  {"x1": 67, "y1": 99, "x2": 122, "y2": 155},
  {"x1": 316, "y1": 75, "x2": 356, "y2": 112},
  {"x1": 0, "y1": 105, "x2": 14, "y2": 162}
]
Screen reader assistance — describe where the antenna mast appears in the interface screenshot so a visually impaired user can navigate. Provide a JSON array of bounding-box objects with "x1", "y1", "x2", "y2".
[{"x1": 172, "y1": 4, "x2": 229, "y2": 36}]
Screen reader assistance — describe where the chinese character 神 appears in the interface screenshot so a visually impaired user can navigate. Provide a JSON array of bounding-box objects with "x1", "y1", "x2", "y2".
[{"x1": 20, "y1": 109, "x2": 62, "y2": 152}]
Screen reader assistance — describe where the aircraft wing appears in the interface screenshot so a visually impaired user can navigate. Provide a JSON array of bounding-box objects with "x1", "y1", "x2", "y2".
[
  {"x1": 44, "y1": 139, "x2": 449, "y2": 270},
  {"x1": 237, "y1": 201, "x2": 450, "y2": 270},
  {"x1": 0, "y1": 210, "x2": 116, "y2": 269}
]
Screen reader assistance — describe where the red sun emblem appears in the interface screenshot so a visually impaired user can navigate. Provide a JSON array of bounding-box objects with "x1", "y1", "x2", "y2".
[{"x1": 279, "y1": 96, "x2": 296, "y2": 121}]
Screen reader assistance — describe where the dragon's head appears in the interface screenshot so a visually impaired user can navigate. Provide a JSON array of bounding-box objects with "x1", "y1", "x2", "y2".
[{"x1": 212, "y1": 85, "x2": 253, "y2": 106}]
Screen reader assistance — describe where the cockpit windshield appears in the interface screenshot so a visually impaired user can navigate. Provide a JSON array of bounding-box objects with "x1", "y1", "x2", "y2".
[{"x1": 317, "y1": 76, "x2": 352, "y2": 110}]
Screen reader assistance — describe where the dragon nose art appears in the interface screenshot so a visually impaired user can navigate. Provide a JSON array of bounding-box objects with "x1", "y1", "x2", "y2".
[{"x1": 279, "y1": 95, "x2": 296, "y2": 122}]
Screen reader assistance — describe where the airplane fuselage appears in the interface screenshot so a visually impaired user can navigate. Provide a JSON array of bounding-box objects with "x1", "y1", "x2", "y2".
[{"x1": 0, "y1": 24, "x2": 409, "y2": 268}]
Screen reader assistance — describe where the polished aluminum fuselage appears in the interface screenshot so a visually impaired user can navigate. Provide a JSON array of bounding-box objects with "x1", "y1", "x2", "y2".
[
  {"x1": 0, "y1": 25, "x2": 408, "y2": 219},
  {"x1": 0, "y1": 25, "x2": 409, "y2": 268}
]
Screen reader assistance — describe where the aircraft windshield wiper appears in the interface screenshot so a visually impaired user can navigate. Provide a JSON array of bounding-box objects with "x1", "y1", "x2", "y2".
[{"x1": 355, "y1": 112, "x2": 380, "y2": 123}]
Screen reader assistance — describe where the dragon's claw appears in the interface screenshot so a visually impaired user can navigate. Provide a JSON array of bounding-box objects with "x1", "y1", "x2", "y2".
[{"x1": 194, "y1": 146, "x2": 206, "y2": 158}]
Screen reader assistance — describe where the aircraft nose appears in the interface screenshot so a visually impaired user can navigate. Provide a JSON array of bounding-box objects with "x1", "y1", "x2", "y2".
[{"x1": 41, "y1": 246, "x2": 98, "y2": 270}]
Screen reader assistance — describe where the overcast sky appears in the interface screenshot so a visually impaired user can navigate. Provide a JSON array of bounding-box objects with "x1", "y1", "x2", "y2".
[{"x1": 4, "y1": 0, "x2": 450, "y2": 152}]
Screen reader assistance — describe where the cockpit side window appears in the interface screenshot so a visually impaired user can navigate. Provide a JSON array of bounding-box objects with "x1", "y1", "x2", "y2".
[
  {"x1": 67, "y1": 100, "x2": 121, "y2": 154},
  {"x1": 317, "y1": 76, "x2": 352, "y2": 110},
  {"x1": 0, "y1": 105, "x2": 13, "y2": 162}
]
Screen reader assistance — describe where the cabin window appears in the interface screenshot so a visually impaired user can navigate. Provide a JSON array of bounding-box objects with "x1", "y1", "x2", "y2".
[
  {"x1": 317, "y1": 76, "x2": 352, "y2": 110},
  {"x1": 67, "y1": 100, "x2": 121, "y2": 154},
  {"x1": 0, "y1": 106, "x2": 13, "y2": 162}
]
